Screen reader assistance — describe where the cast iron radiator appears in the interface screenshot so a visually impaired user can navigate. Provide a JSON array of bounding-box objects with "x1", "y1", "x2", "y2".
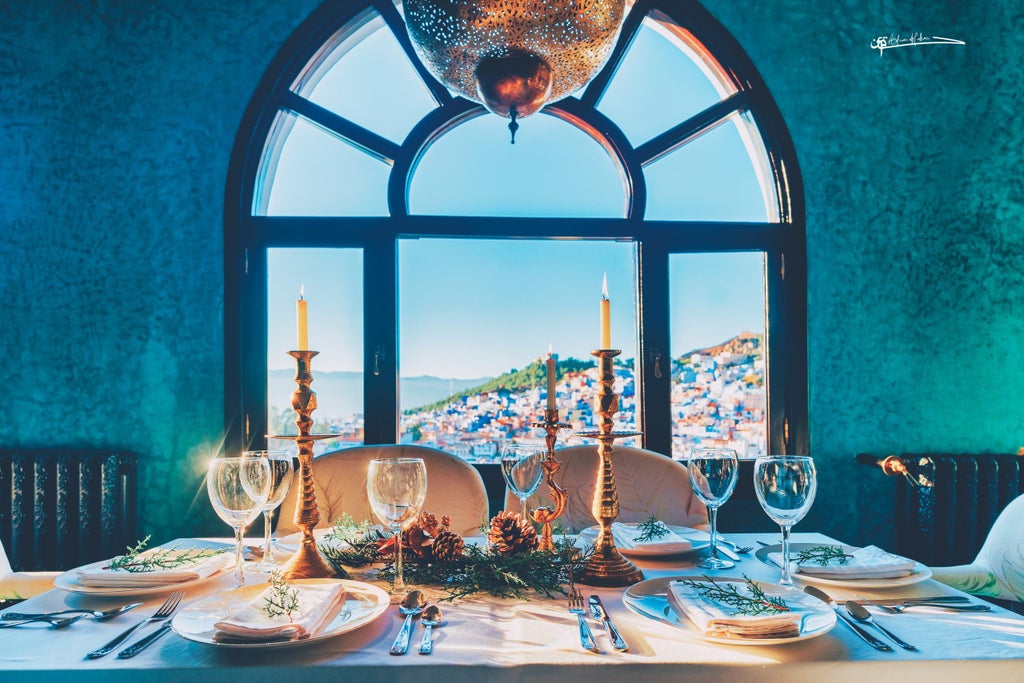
[
  {"x1": 0, "y1": 449, "x2": 137, "y2": 571},
  {"x1": 857, "y1": 452, "x2": 1023, "y2": 566}
]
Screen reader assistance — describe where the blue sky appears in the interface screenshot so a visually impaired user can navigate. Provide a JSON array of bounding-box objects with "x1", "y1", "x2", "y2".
[{"x1": 265, "y1": 12, "x2": 768, "y2": 379}]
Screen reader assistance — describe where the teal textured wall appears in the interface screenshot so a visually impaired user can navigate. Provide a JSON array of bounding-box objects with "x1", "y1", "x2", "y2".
[{"x1": 1, "y1": 2, "x2": 1021, "y2": 545}]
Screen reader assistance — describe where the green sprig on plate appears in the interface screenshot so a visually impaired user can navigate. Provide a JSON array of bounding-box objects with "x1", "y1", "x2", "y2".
[
  {"x1": 106, "y1": 535, "x2": 222, "y2": 573},
  {"x1": 678, "y1": 574, "x2": 790, "y2": 615},
  {"x1": 795, "y1": 545, "x2": 850, "y2": 567}
]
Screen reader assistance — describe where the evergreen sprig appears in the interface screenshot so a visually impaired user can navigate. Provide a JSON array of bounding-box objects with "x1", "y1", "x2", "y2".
[
  {"x1": 678, "y1": 574, "x2": 790, "y2": 615},
  {"x1": 321, "y1": 514, "x2": 390, "y2": 569},
  {"x1": 634, "y1": 515, "x2": 671, "y2": 543},
  {"x1": 378, "y1": 538, "x2": 591, "y2": 601},
  {"x1": 106, "y1": 536, "x2": 222, "y2": 573},
  {"x1": 263, "y1": 571, "x2": 300, "y2": 620},
  {"x1": 796, "y1": 545, "x2": 850, "y2": 567}
]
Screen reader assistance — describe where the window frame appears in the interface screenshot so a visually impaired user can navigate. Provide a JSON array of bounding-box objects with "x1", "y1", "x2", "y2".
[{"x1": 225, "y1": 0, "x2": 807, "y2": 460}]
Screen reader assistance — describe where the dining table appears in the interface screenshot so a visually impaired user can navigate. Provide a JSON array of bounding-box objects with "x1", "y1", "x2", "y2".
[{"x1": 1, "y1": 532, "x2": 1022, "y2": 683}]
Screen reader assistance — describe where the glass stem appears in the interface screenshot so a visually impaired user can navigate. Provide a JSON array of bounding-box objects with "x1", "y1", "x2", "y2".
[
  {"x1": 234, "y1": 525, "x2": 246, "y2": 586},
  {"x1": 708, "y1": 506, "x2": 719, "y2": 559},
  {"x1": 394, "y1": 527, "x2": 405, "y2": 593},
  {"x1": 521, "y1": 497, "x2": 528, "y2": 522},
  {"x1": 263, "y1": 509, "x2": 273, "y2": 560},
  {"x1": 780, "y1": 524, "x2": 792, "y2": 585}
]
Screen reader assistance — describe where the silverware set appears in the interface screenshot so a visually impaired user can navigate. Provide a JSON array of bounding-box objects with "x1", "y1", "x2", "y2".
[
  {"x1": 0, "y1": 603, "x2": 142, "y2": 629},
  {"x1": 86, "y1": 590, "x2": 185, "y2": 659}
]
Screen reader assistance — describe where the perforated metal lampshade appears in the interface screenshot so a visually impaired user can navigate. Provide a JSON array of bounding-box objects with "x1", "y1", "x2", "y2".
[{"x1": 405, "y1": 0, "x2": 626, "y2": 137}]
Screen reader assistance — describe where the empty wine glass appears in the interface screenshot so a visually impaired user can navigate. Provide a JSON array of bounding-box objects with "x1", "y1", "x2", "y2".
[
  {"x1": 244, "y1": 450, "x2": 294, "y2": 572},
  {"x1": 366, "y1": 458, "x2": 428, "y2": 594},
  {"x1": 687, "y1": 447, "x2": 739, "y2": 570},
  {"x1": 207, "y1": 456, "x2": 271, "y2": 588},
  {"x1": 500, "y1": 444, "x2": 545, "y2": 521},
  {"x1": 754, "y1": 455, "x2": 817, "y2": 587}
]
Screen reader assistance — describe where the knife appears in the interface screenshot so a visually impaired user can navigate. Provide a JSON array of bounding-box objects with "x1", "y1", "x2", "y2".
[
  {"x1": 589, "y1": 595, "x2": 628, "y2": 651},
  {"x1": 803, "y1": 586, "x2": 892, "y2": 652},
  {"x1": 850, "y1": 596, "x2": 970, "y2": 605},
  {"x1": 116, "y1": 621, "x2": 173, "y2": 659},
  {"x1": 716, "y1": 543, "x2": 741, "y2": 562}
]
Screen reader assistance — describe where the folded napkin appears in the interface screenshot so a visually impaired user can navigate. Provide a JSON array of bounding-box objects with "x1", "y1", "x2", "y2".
[
  {"x1": 611, "y1": 522, "x2": 693, "y2": 554},
  {"x1": 214, "y1": 582, "x2": 347, "y2": 642},
  {"x1": 77, "y1": 550, "x2": 231, "y2": 587},
  {"x1": 770, "y1": 545, "x2": 916, "y2": 579},
  {"x1": 667, "y1": 579, "x2": 805, "y2": 639}
]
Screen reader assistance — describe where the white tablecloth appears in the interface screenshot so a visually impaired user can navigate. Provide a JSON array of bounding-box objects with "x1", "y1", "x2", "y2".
[{"x1": 1, "y1": 534, "x2": 1022, "y2": 683}]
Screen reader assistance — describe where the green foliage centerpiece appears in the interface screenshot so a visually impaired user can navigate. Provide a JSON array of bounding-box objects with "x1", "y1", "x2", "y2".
[{"x1": 320, "y1": 511, "x2": 589, "y2": 601}]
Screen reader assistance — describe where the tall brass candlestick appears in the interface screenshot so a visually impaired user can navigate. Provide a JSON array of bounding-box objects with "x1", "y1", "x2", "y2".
[
  {"x1": 530, "y1": 408, "x2": 570, "y2": 552},
  {"x1": 575, "y1": 349, "x2": 643, "y2": 586},
  {"x1": 275, "y1": 350, "x2": 341, "y2": 580}
]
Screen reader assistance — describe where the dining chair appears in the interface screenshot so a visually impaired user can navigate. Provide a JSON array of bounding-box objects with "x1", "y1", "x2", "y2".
[
  {"x1": 931, "y1": 493, "x2": 1024, "y2": 602},
  {"x1": 275, "y1": 444, "x2": 490, "y2": 538},
  {"x1": 0, "y1": 539, "x2": 59, "y2": 602},
  {"x1": 502, "y1": 445, "x2": 709, "y2": 533}
]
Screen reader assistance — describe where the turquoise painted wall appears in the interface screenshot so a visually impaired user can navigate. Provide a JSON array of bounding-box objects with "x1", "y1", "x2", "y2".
[{"x1": 1, "y1": 2, "x2": 1021, "y2": 546}]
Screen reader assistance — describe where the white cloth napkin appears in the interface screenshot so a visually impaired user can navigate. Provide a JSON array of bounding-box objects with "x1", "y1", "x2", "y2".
[
  {"x1": 214, "y1": 582, "x2": 347, "y2": 642},
  {"x1": 77, "y1": 551, "x2": 232, "y2": 587},
  {"x1": 610, "y1": 522, "x2": 693, "y2": 553},
  {"x1": 770, "y1": 545, "x2": 916, "y2": 579},
  {"x1": 667, "y1": 579, "x2": 805, "y2": 639}
]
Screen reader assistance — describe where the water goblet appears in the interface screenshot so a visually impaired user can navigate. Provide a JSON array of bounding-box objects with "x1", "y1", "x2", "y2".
[
  {"x1": 207, "y1": 456, "x2": 271, "y2": 588},
  {"x1": 753, "y1": 455, "x2": 817, "y2": 587},
  {"x1": 500, "y1": 444, "x2": 545, "y2": 521},
  {"x1": 244, "y1": 450, "x2": 294, "y2": 572},
  {"x1": 687, "y1": 447, "x2": 739, "y2": 570},
  {"x1": 366, "y1": 458, "x2": 428, "y2": 594}
]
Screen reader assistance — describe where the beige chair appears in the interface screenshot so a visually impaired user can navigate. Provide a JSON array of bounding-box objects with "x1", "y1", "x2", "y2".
[
  {"x1": 932, "y1": 493, "x2": 1024, "y2": 602},
  {"x1": 276, "y1": 444, "x2": 489, "y2": 538},
  {"x1": 503, "y1": 445, "x2": 709, "y2": 533},
  {"x1": 0, "y1": 540, "x2": 58, "y2": 602}
]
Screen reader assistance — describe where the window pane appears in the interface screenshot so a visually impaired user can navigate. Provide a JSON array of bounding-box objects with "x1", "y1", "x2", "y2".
[
  {"x1": 598, "y1": 17, "x2": 732, "y2": 146},
  {"x1": 256, "y1": 111, "x2": 390, "y2": 216},
  {"x1": 268, "y1": 248, "x2": 364, "y2": 454},
  {"x1": 399, "y1": 239, "x2": 638, "y2": 462},
  {"x1": 670, "y1": 252, "x2": 766, "y2": 459},
  {"x1": 644, "y1": 115, "x2": 770, "y2": 222},
  {"x1": 297, "y1": 16, "x2": 437, "y2": 144},
  {"x1": 409, "y1": 113, "x2": 626, "y2": 218}
]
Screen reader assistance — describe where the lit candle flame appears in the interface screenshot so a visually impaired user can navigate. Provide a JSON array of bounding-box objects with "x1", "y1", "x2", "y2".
[
  {"x1": 601, "y1": 272, "x2": 609, "y2": 300},
  {"x1": 548, "y1": 341, "x2": 553, "y2": 357},
  {"x1": 299, "y1": 283, "x2": 305, "y2": 300}
]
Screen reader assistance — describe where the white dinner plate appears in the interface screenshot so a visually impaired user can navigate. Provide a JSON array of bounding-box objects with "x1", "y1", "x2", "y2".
[
  {"x1": 753, "y1": 543, "x2": 934, "y2": 589},
  {"x1": 577, "y1": 524, "x2": 709, "y2": 557},
  {"x1": 53, "y1": 556, "x2": 232, "y2": 597},
  {"x1": 273, "y1": 528, "x2": 339, "y2": 556},
  {"x1": 172, "y1": 578, "x2": 390, "y2": 648},
  {"x1": 622, "y1": 575, "x2": 836, "y2": 645}
]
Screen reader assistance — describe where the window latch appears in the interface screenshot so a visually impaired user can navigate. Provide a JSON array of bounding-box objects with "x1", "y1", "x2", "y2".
[
  {"x1": 651, "y1": 348, "x2": 663, "y2": 379},
  {"x1": 373, "y1": 345, "x2": 385, "y2": 376}
]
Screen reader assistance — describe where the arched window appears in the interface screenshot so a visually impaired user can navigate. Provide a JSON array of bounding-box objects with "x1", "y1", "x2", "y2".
[{"x1": 226, "y1": 0, "x2": 807, "y2": 463}]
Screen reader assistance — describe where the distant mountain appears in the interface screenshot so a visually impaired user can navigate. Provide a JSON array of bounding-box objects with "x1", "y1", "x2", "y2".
[
  {"x1": 268, "y1": 370, "x2": 491, "y2": 419},
  {"x1": 680, "y1": 332, "x2": 763, "y2": 360}
]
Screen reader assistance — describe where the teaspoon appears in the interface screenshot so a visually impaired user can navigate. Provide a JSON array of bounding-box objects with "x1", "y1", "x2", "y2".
[
  {"x1": 389, "y1": 590, "x2": 426, "y2": 655},
  {"x1": 418, "y1": 604, "x2": 443, "y2": 655},
  {"x1": 845, "y1": 600, "x2": 917, "y2": 651}
]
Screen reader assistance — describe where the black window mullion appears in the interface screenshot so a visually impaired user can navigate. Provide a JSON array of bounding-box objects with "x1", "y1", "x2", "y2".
[
  {"x1": 636, "y1": 92, "x2": 750, "y2": 167},
  {"x1": 636, "y1": 238, "x2": 672, "y2": 456},
  {"x1": 282, "y1": 92, "x2": 401, "y2": 165},
  {"x1": 579, "y1": 0, "x2": 651, "y2": 108},
  {"x1": 241, "y1": 239, "x2": 269, "y2": 452},
  {"x1": 362, "y1": 234, "x2": 398, "y2": 444},
  {"x1": 372, "y1": 0, "x2": 454, "y2": 106}
]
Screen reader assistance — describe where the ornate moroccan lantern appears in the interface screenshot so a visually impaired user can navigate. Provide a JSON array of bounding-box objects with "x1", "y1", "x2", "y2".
[{"x1": 404, "y1": 0, "x2": 627, "y2": 142}]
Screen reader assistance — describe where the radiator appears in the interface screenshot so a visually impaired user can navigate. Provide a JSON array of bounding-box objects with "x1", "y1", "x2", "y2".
[
  {"x1": 857, "y1": 452, "x2": 1023, "y2": 566},
  {"x1": 0, "y1": 449, "x2": 137, "y2": 571}
]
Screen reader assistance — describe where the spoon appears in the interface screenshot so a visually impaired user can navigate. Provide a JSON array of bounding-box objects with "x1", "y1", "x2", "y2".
[
  {"x1": 845, "y1": 600, "x2": 917, "y2": 651},
  {"x1": 803, "y1": 586, "x2": 891, "y2": 651},
  {"x1": 418, "y1": 604, "x2": 443, "y2": 655},
  {"x1": 389, "y1": 590, "x2": 426, "y2": 655}
]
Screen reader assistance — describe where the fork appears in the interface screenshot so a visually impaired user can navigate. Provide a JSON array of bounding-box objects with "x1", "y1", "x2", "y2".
[
  {"x1": 3, "y1": 603, "x2": 142, "y2": 621},
  {"x1": 718, "y1": 537, "x2": 754, "y2": 554},
  {"x1": 568, "y1": 590, "x2": 599, "y2": 652},
  {"x1": 873, "y1": 600, "x2": 991, "y2": 614},
  {"x1": 86, "y1": 591, "x2": 184, "y2": 659}
]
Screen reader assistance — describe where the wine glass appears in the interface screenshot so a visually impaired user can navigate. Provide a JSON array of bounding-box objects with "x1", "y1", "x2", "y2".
[
  {"x1": 500, "y1": 444, "x2": 545, "y2": 521},
  {"x1": 244, "y1": 450, "x2": 294, "y2": 572},
  {"x1": 207, "y1": 456, "x2": 271, "y2": 588},
  {"x1": 366, "y1": 458, "x2": 428, "y2": 594},
  {"x1": 754, "y1": 455, "x2": 817, "y2": 587},
  {"x1": 687, "y1": 447, "x2": 739, "y2": 570}
]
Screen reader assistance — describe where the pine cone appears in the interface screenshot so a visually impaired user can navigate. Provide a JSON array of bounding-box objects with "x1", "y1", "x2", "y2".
[
  {"x1": 431, "y1": 530, "x2": 465, "y2": 562},
  {"x1": 487, "y1": 511, "x2": 538, "y2": 555}
]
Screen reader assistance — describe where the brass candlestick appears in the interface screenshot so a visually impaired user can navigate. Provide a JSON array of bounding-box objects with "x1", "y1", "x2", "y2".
[
  {"x1": 530, "y1": 408, "x2": 571, "y2": 552},
  {"x1": 575, "y1": 349, "x2": 643, "y2": 586},
  {"x1": 272, "y1": 350, "x2": 342, "y2": 580}
]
